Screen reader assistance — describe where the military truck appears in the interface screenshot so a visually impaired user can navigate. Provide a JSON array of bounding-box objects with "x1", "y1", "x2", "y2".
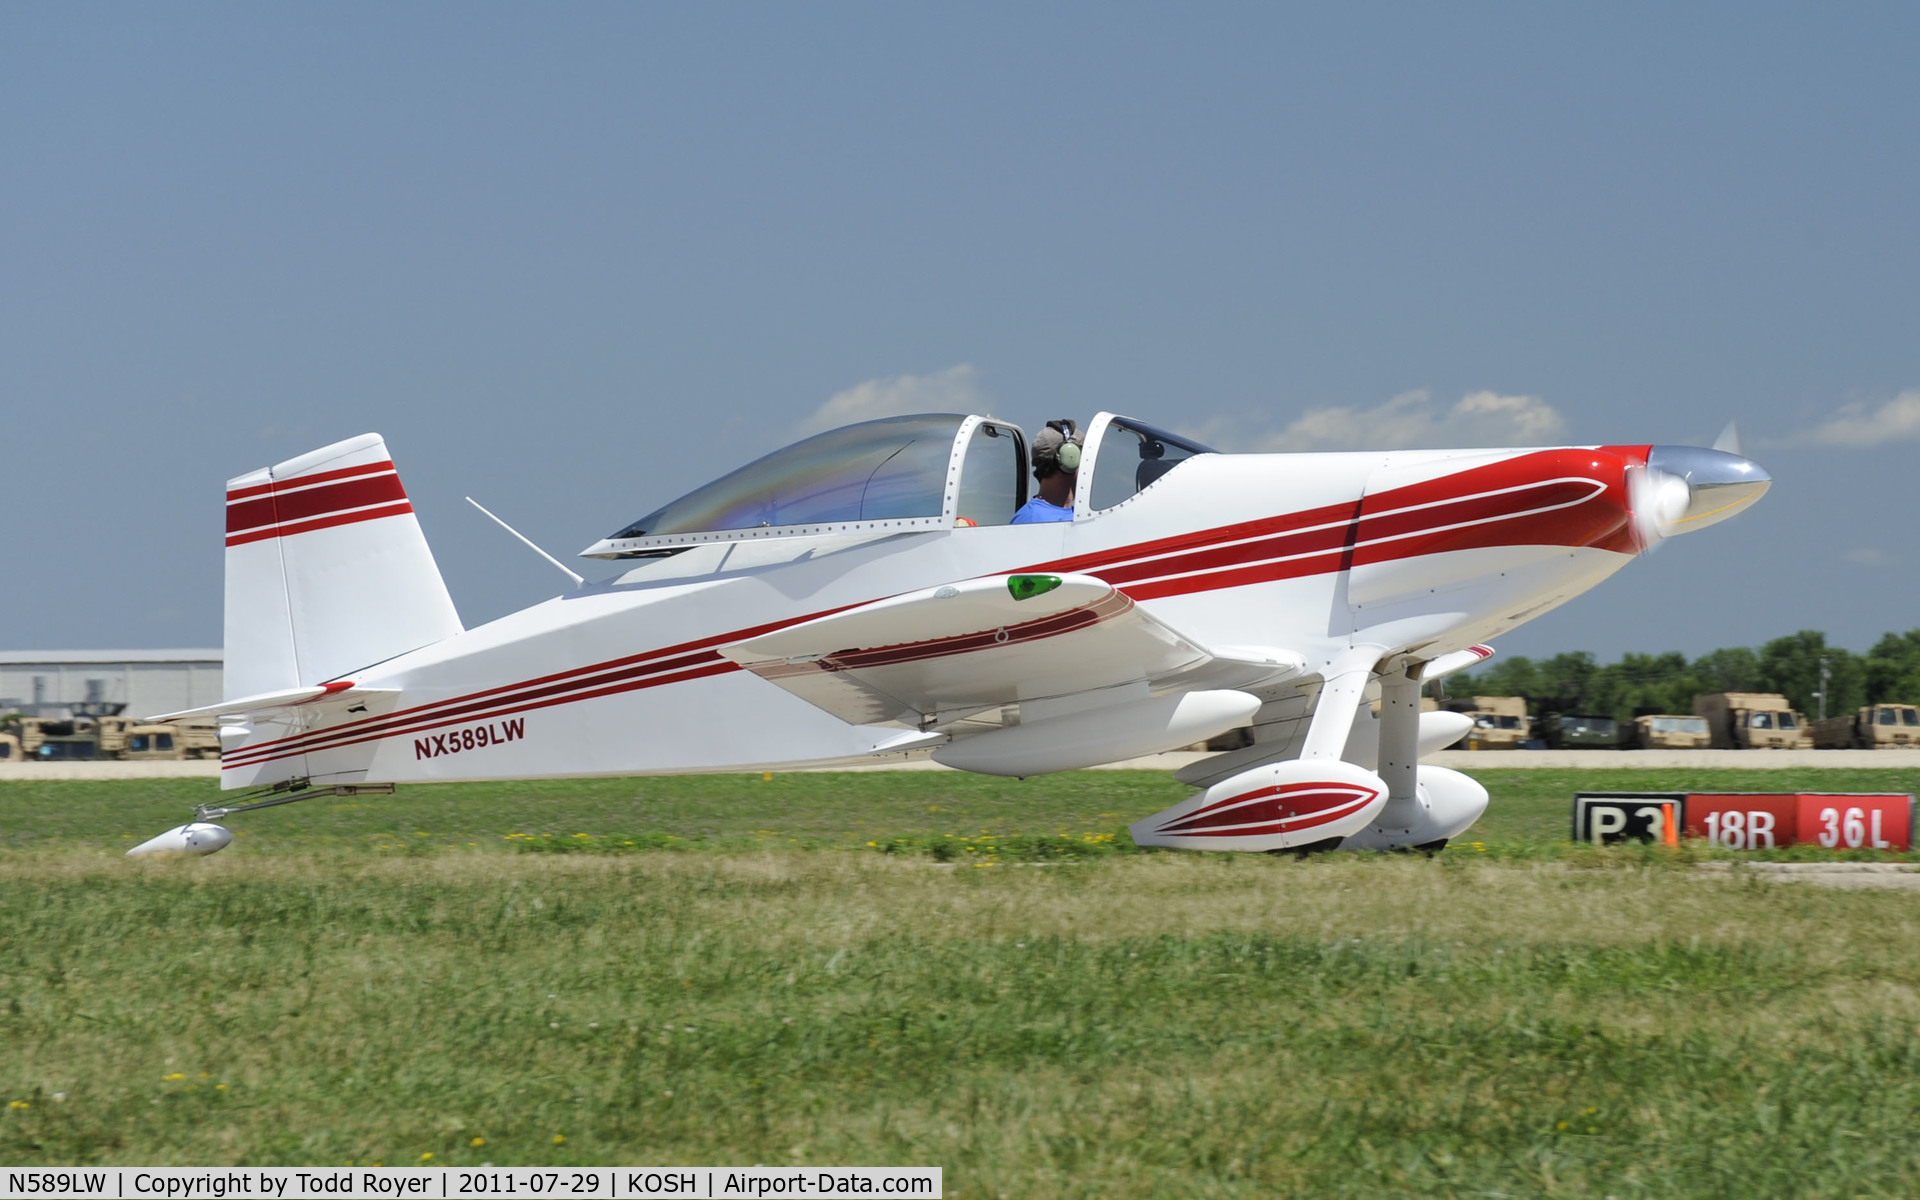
[
  {"x1": 1693, "y1": 692, "x2": 1813, "y2": 749},
  {"x1": 1810, "y1": 704, "x2": 1920, "y2": 750},
  {"x1": 10, "y1": 716, "x2": 100, "y2": 759},
  {"x1": 97, "y1": 715, "x2": 221, "y2": 759},
  {"x1": 1457, "y1": 696, "x2": 1531, "y2": 750},
  {"x1": 1541, "y1": 712, "x2": 1628, "y2": 749},
  {"x1": 1634, "y1": 713, "x2": 1712, "y2": 749},
  {"x1": 1, "y1": 713, "x2": 218, "y2": 760},
  {"x1": 0, "y1": 731, "x2": 21, "y2": 762}
]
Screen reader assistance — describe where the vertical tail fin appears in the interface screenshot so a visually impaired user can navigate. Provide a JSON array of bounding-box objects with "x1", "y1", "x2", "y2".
[{"x1": 223, "y1": 433, "x2": 463, "y2": 699}]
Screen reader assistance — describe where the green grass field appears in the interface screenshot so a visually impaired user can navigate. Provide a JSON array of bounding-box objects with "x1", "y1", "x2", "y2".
[{"x1": 5, "y1": 768, "x2": 1920, "y2": 1195}]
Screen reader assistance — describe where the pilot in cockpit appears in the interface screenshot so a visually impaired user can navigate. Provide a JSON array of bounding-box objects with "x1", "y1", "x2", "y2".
[{"x1": 1010, "y1": 419, "x2": 1083, "y2": 524}]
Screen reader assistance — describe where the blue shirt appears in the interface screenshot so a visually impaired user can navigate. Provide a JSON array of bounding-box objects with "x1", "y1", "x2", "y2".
[{"x1": 1009, "y1": 496, "x2": 1074, "y2": 524}]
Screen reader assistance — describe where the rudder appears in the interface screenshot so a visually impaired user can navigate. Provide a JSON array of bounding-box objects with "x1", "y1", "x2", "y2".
[{"x1": 223, "y1": 433, "x2": 463, "y2": 699}]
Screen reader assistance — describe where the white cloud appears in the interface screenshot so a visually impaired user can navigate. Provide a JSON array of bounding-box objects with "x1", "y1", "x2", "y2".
[
  {"x1": 797, "y1": 364, "x2": 986, "y2": 435},
  {"x1": 1786, "y1": 389, "x2": 1920, "y2": 448},
  {"x1": 1243, "y1": 389, "x2": 1569, "y2": 452}
]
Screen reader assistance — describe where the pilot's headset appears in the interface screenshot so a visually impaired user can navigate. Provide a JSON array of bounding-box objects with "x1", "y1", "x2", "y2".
[{"x1": 1032, "y1": 418, "x2": 1083, "y2": 480}]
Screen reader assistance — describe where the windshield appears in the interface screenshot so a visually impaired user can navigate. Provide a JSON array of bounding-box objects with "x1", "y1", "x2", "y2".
[
  {"x1": 1777, "y1": 711, "x2": 1798, "y2": 729},
  {"x1": 608, "y1": 415, "x2": 966, "y2": 540},
  {"x1": 1905, "y1": 709, "x2": 1920, "y2": 727},
  {"x1": 1087, "y1": 418, "x2": 1216, "y2": 511},
  {"x1": 1564, "y1": 716, "x2": 1617, "y2": 735},
  {"x1": 1749, "y1": 712, "x2": 1773, "y2": 729},
  {"x1": 1651, "y1": 717, "x2": 1708, "y2": 734}
]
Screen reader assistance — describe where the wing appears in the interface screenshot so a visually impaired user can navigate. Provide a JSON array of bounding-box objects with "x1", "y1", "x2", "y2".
[{"x1": 719, "y1": 572, "x2": 1304, "y2": 727}]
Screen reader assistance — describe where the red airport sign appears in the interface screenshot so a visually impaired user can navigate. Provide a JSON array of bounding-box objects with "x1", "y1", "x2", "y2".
[
  {"x1": 1681, "y1": 793, "x2": 1800, "y2": 851},
  {"x1": 1795, "y1": 793, "x2": 1911, "y2": 851},
  {"x1": 1574, "y1": 792, "x2": 1915, "y2": 851}
]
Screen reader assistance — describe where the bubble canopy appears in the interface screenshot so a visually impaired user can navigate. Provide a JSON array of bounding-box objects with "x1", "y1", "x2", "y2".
[{"x1": 582, "y1": 414, "x2": 1027, "y2": 558}]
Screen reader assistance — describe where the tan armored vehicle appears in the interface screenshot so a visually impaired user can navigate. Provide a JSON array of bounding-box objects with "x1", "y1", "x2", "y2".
[
  {"x1": 98, "y1": 715, "x2": 220, "y2": 759},
  {"x1": 1693, "y1": 692, "x2": 1812, "y2": 749},
  {"x1": 1460, "y1": 696, "x2": 1530, "y2": 750},
  {"x1": 1, "y1": 714, "x2": 219, "y2": 761},
  {"x1": 9, "y1": 715, "x2": 99, "y2": 760},
  {"x1": 0, "y1": 731, "x2": 21, "y2": 761},
  {"x1": 1811, "y1": 704, "x2": 1920, "y2": 750},
  {"x1": 1634, "y1": 713, "x2": 1712, "y2": 749}
]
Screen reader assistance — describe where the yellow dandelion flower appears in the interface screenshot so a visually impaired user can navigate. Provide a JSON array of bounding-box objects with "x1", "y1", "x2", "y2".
[
  {"x1": 470, "y1": 1137, "x2": 486, "y2": 1148},
  {"x1": 162, "y1": 1073, "x2": 186, "y2": 1081},
  {"x1": 9, "y1": 1101, "x2": 28, "y2": 1110},
  {"x1": 420, "y1": 1152, "x2": 434, "y2": 1161},
  {"x1": 552, "y1": 1134, "x2": 567, "y2": 1145},
  {"x1": 216, "y1": 1084, "x2": 227, "y2": 1091}
]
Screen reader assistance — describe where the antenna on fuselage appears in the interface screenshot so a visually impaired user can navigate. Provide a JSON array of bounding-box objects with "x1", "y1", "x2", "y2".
[{"x1": 465, "y1": 497, "x2": 586, "y2": 588}]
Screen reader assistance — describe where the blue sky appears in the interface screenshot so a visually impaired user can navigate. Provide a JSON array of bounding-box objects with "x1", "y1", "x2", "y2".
[{"x1": 3, "y1": 4, "x2": 1915, "y2": 660}]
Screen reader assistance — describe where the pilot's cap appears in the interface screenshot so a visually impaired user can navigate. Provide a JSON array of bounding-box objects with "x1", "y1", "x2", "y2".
[{"x1": 1032, "y1": 420, "x2": 1083, "y2": 478}]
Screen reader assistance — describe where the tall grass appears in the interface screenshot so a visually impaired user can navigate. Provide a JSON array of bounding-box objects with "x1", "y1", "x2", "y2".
[{"x1": 6, "y1": 844, "x2": 1920, "y2": 1194}]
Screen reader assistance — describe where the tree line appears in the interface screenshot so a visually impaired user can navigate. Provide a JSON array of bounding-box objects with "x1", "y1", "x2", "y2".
[{"x1": 1460, "y1": 630, "x2": 1920, "y2": 722}]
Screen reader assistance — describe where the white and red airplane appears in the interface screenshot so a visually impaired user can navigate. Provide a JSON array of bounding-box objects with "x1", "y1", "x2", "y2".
[{"x1": 135, "y1": 412, "x2": 1768, "y2": 857}]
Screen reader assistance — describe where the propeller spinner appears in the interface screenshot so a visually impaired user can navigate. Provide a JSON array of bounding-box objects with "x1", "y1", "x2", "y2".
[{"x1": 1630, "y1": 444, "x2": 1772, "y2": 549}]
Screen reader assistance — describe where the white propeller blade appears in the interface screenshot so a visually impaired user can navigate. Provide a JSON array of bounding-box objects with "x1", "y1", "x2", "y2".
[{"x1": 1711, "y1": 420, "x2": 1743, "y2": 457}]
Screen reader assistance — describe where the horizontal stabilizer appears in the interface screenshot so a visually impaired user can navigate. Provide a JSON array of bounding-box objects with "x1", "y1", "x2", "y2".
[{"x1": 148, "y1": 682, "x2": 398, "y2": 724}]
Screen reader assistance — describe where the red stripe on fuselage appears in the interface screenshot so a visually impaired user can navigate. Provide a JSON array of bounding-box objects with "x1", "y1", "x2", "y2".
[
  {"x1": 219, "y1": 602, "x2": 872, "y2": 769},
  {"x1": 1030, "y1": 450, "x2": 1634, "y2": 598}
]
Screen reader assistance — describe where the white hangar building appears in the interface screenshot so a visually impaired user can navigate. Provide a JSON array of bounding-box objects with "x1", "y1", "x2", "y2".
[{"x1": 0, "y1": 650, "x2": 223, "y2": 718}]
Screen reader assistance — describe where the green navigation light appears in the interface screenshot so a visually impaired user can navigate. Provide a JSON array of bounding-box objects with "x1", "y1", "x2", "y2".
[{"x1": 1007, "y1": 574, "x2": 1064, "y2": 601}]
